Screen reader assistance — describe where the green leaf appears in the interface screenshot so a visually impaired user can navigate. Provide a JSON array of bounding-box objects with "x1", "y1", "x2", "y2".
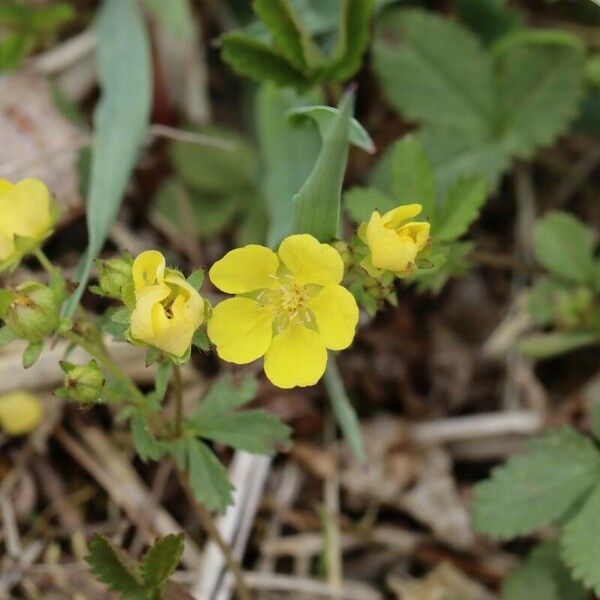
[
  {"x1": 343, "y1": 186, "x2": 396, "y2": 223},
  {"x1": 140, "y1": 533, "x2": 184, "y2": 589},
  {"x1": 253, "y1": 0, "x2": 320, "y2": 72},
  {"x1": 287, "y1": 105, "x2": 375, "y2": 153},
  {"x1": 221, "y1": 31, "x2": 306, "y2": 89},
  {"x1": 328, "y1": 0, "x2": 375, "y2": 80},
  {"x1": 187, "y1": 439, "x2": 234, "y2": 512},
  {"x1": 373, "y1": 9, "x2": 495, "y2": 136},
  {"x1": 518, "y1": 331, "x2": 600, "y2": 360},
  {"x1": 472, "y1": 427, "x2": 600, "y2": 539},
  {"x1": 86, "y1": 535, "x2": 146, "y2": 599},
  {"x1": 154, "y1": 362, "x2": 171, "y2": 403},
  {"x1": 528, "y1": 278, "x2": 565, "y2": 327},
  {"x1": 186, "y1": 269, "x2": 204, "y2": 290},
  {"x1": 494, "y1": 30, "x2": 586, "y2": 158},
  {"x1": 292, "y1": 89, "x2": 353, "y2": 241},
  {"x1": 503, "y1": 540, "x2": 587, "y2": 600},
  {"x1": 433, "y1": 175, "x2": 487, "y2": 242},
  {"x1": 456, "y1": 0, "x2": 523, "y2": 45},
  {"x1": 192, "y1": 373, "x2": 258, "y2": 420},
  {"x1": 23, "y1": 341, "x2": 43, "y2": 369},
  {"x1": 388, "y1": 136, "x2": 436, "y2": 218},
  {"x1": 192, "y1": 328, "x2": 210, "y2": 352},
  {"x1": 533, "y1": 211, "x2": 596, "y2": 284},
  {"x1": 131, "y1": 416, "x2": 164, "y2": 462},
  {"x1": 255, "y1": 84, "x2": 323, "y2": 246},
  {"x1": 411, "y1": 241, "x2": 473, "y2": 294},
  {"x1": 192, "y1": 410, "x2": 291, "y2": 454},
  {"x1": 169, "y1": 126, "x2": 257, "y2": 195},
  {"x1": 561, "y1": 482, "x2": 600, "y2": 595},
  {"x1": 323, "y1": 360, "x2": 366, "y2": 463},
  {"x1": 110, "y1": 307, "x2": 131, "y2": 326},
  {"x1": 0, "y1": 326, "x2": 17, "y2": 349},
  {"x1": 63, "y1": 0, "x2": 151, "y2": 317}
]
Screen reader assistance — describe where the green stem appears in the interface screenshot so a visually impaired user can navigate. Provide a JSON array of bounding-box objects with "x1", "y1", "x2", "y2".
[
  {"x1": 324, "y1": 357, "x2": 366, "y2": 463},
  {"x1": 33, "y1": 247, "x2": 57, "y2": 278},
  {"x1": 172, "y1": 364, "x2": 183, "y2": 438},
  {"x1": 178, "y1": 472, "x2": 252, "y2": 600}
]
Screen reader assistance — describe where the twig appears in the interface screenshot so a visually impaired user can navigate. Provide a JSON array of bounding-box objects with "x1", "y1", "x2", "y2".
[
  {"x1": 32, "y1": 30, "x2": 96, "y2": 74},
  {"x1": 178, "y1": 472, "x2": 252, "y2": 600},
  {"x1": 411, "y1": 410, "x2": 544, "y2": 446}
]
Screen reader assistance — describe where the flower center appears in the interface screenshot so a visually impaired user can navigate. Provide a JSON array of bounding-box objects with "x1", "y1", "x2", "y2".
[{"x1": 259, "y1": 277, "x2": 313, "y2": 333}]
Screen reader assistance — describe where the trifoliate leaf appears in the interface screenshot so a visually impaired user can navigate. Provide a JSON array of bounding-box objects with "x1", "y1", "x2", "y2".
[
  {"x1": 140, "y1": 533, "x2": 184, "y2": 589},
  {"x1": 343, "y1": 186, "x2": 396, "y2": 223},
  {"x1": 187, "y1": 439, "x2": 234, "y2": 512},
  {"x1": 472, "y1": 427, "x2": 600, "y2": 539},
  {"x1": 561, "y1": 482, "x2": 600, "y2": 595},
  {"x1": 433, "y1": 175, "x2": 487, "y2": 242},
  {"x1": 533, "y1": 211, "x2": 596, "y2": 285},
  {"x1": 191, "y1": 373, "x2": 258, "y2": 420},
  {"x1": 192, "y1": 410, "x2": 291, "y2": 454},
  {"x1": 494, "y1": 30, "x2": 585, "y2": 158},
  {"x1": 503, "y1": 540, "x2": 587, "y2": 600},
  {"x1": 86, "y1": 535, "x2": 146, "y2": 599}
]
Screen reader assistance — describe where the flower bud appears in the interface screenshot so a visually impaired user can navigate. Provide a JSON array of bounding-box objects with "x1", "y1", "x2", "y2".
[
  {"x1": 1, "y1": 282, "x2": 60, "y2": 342},
  {"x1": 57, "y1": 360, "x2": 105, "y2": 404},
  {"x1": 0, "y1": 390, "x2": 43, "y2": 435},
  {"x1": 331, "y1": 240, "x2": 353, "y2": 269},
  {"x1": 96, "y1": 256, "x2": 133, "y2": 300}
]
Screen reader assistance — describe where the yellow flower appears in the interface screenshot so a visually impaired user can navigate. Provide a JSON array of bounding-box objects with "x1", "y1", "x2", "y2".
[
  {"x1": 129, "y1": 250, "x2": 205, "y2": 357},
  {"x1": 0, "y1": 178, "x2": 56, "y2": 272},
  {"x1": 207, "y1": 234, "x2": 359, "y2": 389},
  {"x1": 0, "y1": 390, "x2": 43, "y2": 436},
  {"x1": 359, "y1": 204, "x2": 430, "y2": 277}
]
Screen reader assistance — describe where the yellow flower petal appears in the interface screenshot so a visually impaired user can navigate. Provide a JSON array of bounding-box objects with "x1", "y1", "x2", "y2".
[
  {"x1": 366, "y1": 211, "x2": 419, "y2": 273},
  {"x1": 381, "y1": 203, "x2": 422, "y2": 228},
  {"x1": 0, "y1": 390, "x2": 43, "y2": 436},
  {"x1": 209, "y1": 245, "x2": 279, "y2": 294},
  {"x1": 130, "y1": 284, "x2": 171, "y2": 341},
  {"x1": 11, "y1": 178, "x2": 52, "y2": 238},
  {"x1": 309, "y1": 284, "x2": 359, "y2": 350},
  {"x1": 0, "y1": 231, "x2": 15, "y2": 261},
  {"x1": 278, "y1": 234, "x2": 343, "y2": 286},
  {"x1": 208, "y1": 297, "x2": 273, "y2": 364},
  {"x1": 132, "y1": 250, "x2": 166, "y2": 290},
  {"x1": 264, "y1": 323, "x2": 327, "y2": 388},
  {"x1": 400, "y1": 221, "x2": 431, "y2": 251}
]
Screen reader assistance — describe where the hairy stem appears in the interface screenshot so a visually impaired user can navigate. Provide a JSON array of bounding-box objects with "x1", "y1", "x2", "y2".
[
  {"x1": 178, "y1": 473, "x2": 251, "y2": 600},
  {"x1": 33, "y1": 247, "x2": 57, "y2": 278}
]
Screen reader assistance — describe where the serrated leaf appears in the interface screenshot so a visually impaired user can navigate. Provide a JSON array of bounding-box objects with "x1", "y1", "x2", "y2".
[
  {"x1": 494, "y1": 30, "x2": 585, "y2": 158},
  {"x1": 472, "y1": 427, "x2": 600, "y2": 539},
  {"x1": 503, "y1": 540, "x2": 587, "y2": 600},
  {"x1": 328, "y1": 0, "x2": 375, "y2": 80},
  {"x1": 62, "y1": 0, "x2": 151, "y2": 317},
  {"x1": 254, "y1": 0, "x2": 320, "y2": 72},
  {"x1": 533, "y1": 212, "x2": 596, "y2": 284},
  {"x1": 192, "y1": 410, "x2": 291, "y2": 454},
  {"x1": 343, "y1": 186, "x2": 396, "y2": 223},
  {"x1": 389, "y1": 136, "x2": 436, "y2": 218},
  {"x1": 191, "y1": 373, "x2": 258, "y2": 421},
  {"x1": 23, "y1": 341, "x2": 43, "y2": 369},
  {"x1": 561, "y1": 482, "x2": 600, "y2": 595},
  {"x1": 86, "y1": 535, "x2": 146, "y2": 599},
  {"x1": 187, "y1": 439, "x2": 234, "y2": 513},
  {"x1": 255, "y1": 84, "x2": 323, "y2": 246},
  {"x1": 518, "y1": 331, "x2": 600, "y2": 360},
  {"x1": 131, "y1": 416, "x2": 164, "y2": 462},
  {"x1": 287, "y1": 105, "x2": 375, "y2": 153},
  {"x1": 373, "y1": 9, "x2": 495, "y2": 135},
  {"x1": 292, "y1": 89, "x2": 352, "y2": 241},
  {"x1": 140, "y1": 533, "x2": 184, "y2": 589},
  {"x1": 221, "y1": 31, "x2": 307, "y2": 89},
  {"x1": 433, "y1": 175, "x2": 487, "y2": 242}
]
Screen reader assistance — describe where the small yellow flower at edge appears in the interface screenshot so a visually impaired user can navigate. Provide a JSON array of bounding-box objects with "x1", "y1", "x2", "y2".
[
  {"x1": 359, "y1": 203, "x2": 430, "y2": 277},
  {"x1": 0, "y1": 178, "x2": 57, "y2": 272},
  {"x1": 129, "y1": 251, "x2": 206, "y2": 358},
  {"x1": 207, "y1": 234, "x2": 359, "y2": 389},
  {"x1": 0, "y1": 390, "x2": 43, "y2": 436}
]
